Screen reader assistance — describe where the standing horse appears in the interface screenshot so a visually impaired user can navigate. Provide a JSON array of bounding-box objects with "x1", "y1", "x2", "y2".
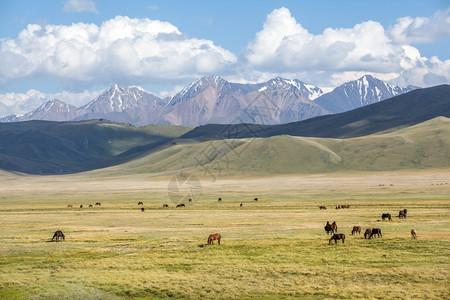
[
  {"x1": 162, "y1": 204, "x2": 169, "y2": 208},
  {"x1": 364, "y1": 228, "x2": 372, "y2": 239},
  {"x1": 398, "y1": 209, "x2": 407, "y2": 219},
  {"x1": 411, "y1": 228, "x2": 417, "y2": 239},
  {"x1": 331, "y1": 221, "x2": 337, "y2": 233},
  {"x1": 176, "y1": 203, "x2": 185, "y2": 208},
  {"x1": 351, "y1": 226, "x2": 361, "y2": 235},
  {"x1": 324, "y1": 221, "x2": 333, "y2": 235},
  {"x1": 329, "y1": 233, "x2": 345, "y2": 244},
  {"x1": 51, "y1": 230, "x2": 65, "y2": 242},
  {"x1": 382, "y1": 213, "x2": 391, "y2": 221},
  {"x1": 207, "y1": 233, "x2": 221, "y2": 245}
]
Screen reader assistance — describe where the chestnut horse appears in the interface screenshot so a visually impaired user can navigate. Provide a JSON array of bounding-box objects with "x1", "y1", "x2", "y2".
[
  {"x1": 351, "y1": 226, "x2": 361, "y2": 235},
  {"x1": 329, "y1": 233, "x2": 345, "y2": 244},
  {"x1": 411, "y1": 228, "x2": 417, "y2": 239},
  {"x1": 398, "y1": 209, "x2": 407, "y2": 219},
  {"x1": 319, "y1": 206, "x2": 327, "y2": 210},
  {"x1": 331, "y1": 221, "x2": 337, "y2": 233},
  {"x1": 364, "y1": 228, "x2": 372, "y2": 239},
  {"x1": 369, "y1": 228, "x2": 382, "y2": 239},
  {"x1": 207, "y1": 233, "x2": 221, "y2": 245}
]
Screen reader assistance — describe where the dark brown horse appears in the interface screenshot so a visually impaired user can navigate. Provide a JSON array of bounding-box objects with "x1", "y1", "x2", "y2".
[
  {"x1": 324, "y1": 221, "x2": 333, "y2": 235},
  {"x1": 95, "y1": 202, "x2": 101, "y2": 206},
  {"x1": 382, "y1": 213, "x2": 391, "y2": 221},
  {"x1": 369, "y1": 228, "x2": 382, "y2": 239},
  {"x1": 329, "y1": 233, "x2": 345, "y2": 244},
  {"x1": 364, "y1": 228, "x2": 372, "y2": 239},
  {"x1": 207, "y1": 233, "x2": 221, "y2": 245},
  {"x1": 176, "y1": 203, "x2": 185, "y2": 208},
  {"x1": 398, "y1": 209, "x2": 407, "y2": 219},
  {"x1": 319, "y1": 206, "x2": 327, "y2": 210},
  {"x1": 240, "y1": 203, "x2": 243, "y2": 207},
  {"x1": 138, "y1": 201, "x2": 144, "y2": 205},
  {"x1": 141, "y1": 207, "x2": 145, "y2": 212},
  {"x1": 218, "y1": 198, "x2": 222, "y2": 202},
  {"x1": 341, "y1": 205, "x2": 350, "y2": 209},
  {"x1": 79, "y1": 205, "x2": 83, "y2": 208},
  {"x1": 51, "y1": 230, "x2": 65, "y2": 242},
  {"x1": 351, "y1": 226, "x2": 361, "y2": 235},
  {"x1": 88, "y1": 204, "x2": 93, "y2": 207},
  {"x1": 162, "y1": 204, "x2": 169, "y2": 208},
  {"x1": 254, "y1": 198, "x2": 258, "y2": 201}
]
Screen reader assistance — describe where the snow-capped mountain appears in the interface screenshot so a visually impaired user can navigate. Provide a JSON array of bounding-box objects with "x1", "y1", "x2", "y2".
[
  {"x1": 162, "y1": 76, "x2": 327, "y2": 126},
  {"x1": 314, "y1": 75, "x2": 418, "y2": 114},
  {"x1": 75, "y1": 83, "x2": 167, "y2": 125},
  {"x1": 0, "y1": 99, "x2": 80, "y2": 122}
]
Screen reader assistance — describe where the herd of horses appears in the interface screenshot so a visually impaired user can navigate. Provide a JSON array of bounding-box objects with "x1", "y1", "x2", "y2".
[{"x1": 56, "y1": 200, "x2": 418, "y2": 245}]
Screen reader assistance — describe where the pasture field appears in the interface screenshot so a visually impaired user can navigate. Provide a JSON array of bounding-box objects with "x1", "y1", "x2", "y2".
[{"x1": 0, "y1": 171, "x2": 449, "y2": 299}]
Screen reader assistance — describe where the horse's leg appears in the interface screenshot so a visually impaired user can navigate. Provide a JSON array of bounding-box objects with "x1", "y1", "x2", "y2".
[{"x1": 218, "y1": 238, "x2": 220, "y2": 245}]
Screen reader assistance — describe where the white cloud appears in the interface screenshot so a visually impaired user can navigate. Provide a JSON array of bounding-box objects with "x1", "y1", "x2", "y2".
[
  {"x1": 389, "y1": 9, "x2": 450, "y2": 44},
  {"x1": 243, "y1": 7, "x2": 450, "y2": 88},
  {"x1": 64, "y1": 0, "x2": 98, "y2": 13},
  {"x1": 0, "y1": 16, "x2": 237, "y2": 88}
]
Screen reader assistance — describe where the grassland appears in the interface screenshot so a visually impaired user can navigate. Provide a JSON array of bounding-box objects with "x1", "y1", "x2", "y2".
[{"x1": 0, "y1": 170, "x2": 449, "y2": 299}]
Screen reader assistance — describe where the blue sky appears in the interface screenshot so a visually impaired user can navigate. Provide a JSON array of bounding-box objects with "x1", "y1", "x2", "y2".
[{"x1": 0, "y1": 0, "x2": 449, "y2": 117}]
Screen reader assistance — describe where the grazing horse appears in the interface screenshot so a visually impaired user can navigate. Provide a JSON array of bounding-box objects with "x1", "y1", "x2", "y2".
[
  {"x1": 254, "y1": 198, "x2": 258, "y2": 201},
  {"x1": 176, "y1": 203, "x2": 185, "y2": 208},
  {"x1": 67, "y1": 204, "x2": 73, "y2": 208},
  {"x1": 364, "y1": 228, "x2": 372, "y2": 239},
  {"x1": 162, "y1": 204, "x2": 169, "y2": 208},
  {"x1": 324, "y1": 221, "x2": 333, "y2": 235},
  {"x1": 382, "y1": 213, "x2": 392, "y2": 221},
  {"x1": 369, "y1": 228, "x2": 382, "y2": 239},
  {"x1": 88, "y1": 204, "x2": 93, "y2": 207},
  {"x1": 138, "y1": 202, "x2": 144, "y2": 205},
  {"x1": 341, "y1": 205, "x2": 350, "y2": 209},
  {"x1": 141, "y1": 207, "x2": 145, "y2": 212},
  {"x1": 351, "y1": 226, "x2": 361, "y2": 235},
  {"x1": 52, "y1": 230, "x2": 65, "y2": 242},
  {"x1": 319, "y1": 206, "x2": 327, "y2": 210},
  {"x1": 207, "y1": 233, "x2": 221, "y2": 245},
  {"x1": 331, "y1": 221, "x2": 337, "y2": 233},
  {"x1": 411, "y1": 228, "x2": 417, "y2": 239},
  {"x1": 398, "y1": 209, "x2": 407, "y2": 219},
  {"x1": 329, "y1": 233, "x2": 345, "y2": 244},
  {"x1": 95, "y1": 202, "x2": 101, "y2": 206}
]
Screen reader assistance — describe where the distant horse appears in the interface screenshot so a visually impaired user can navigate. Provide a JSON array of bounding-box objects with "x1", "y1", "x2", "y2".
[
  {"x1": 88, "y1": 204, "x2": 93, "y2": 207},
  {"x1": 218, "y1": 198, "x2": 222, "y2": 202},
  {"x1": 329, "y1": 233, "x2": 345, "y2": 244},
  {"x1": 351, "y1": 226, "x2": 361, "y2": 235},
  {"x1": 67, "y1": 204, "x2": 73, "y2": 208},
  {"x1": 398, "y1": 209, "x2": 407, "y2": 219},
  {"x1": 331, "y1": 221, "x2": 337, "y2": 233},
  {"x1": 141, "y1": 207, "x2": 145, "y2": 212},
  {"x1": 162, "y1": 204, "x2": 169, "y2": 208},
  {"x1": 240, "y1": 203, "x2": 243, "y2": 207},
  {"x1": 341, "y1": 205, "x2": 350, "y2": 209},
  {"x1": 176, "y1": 204, "x2": 185, "y2": 208},
  {"x1": 364, "y1": 228, "x2": 372, "y2": 239},
  {"x1": 52, "y1": 230, "x2": 65, "y2": 242},
  {"x1": 319, "y1": 206, "x2": 327, "y2": 210},
  {"x1": 382, "y1": 213, "x2": 391, "y2": 221},
  {"x1": 95, "y1": 202, "x2": 101, "y2": 206},
  {"x1": 254, "y1": 198, "x2": 258, "y2": 201},
  {"x1": 138, "y1": 202, "x2": 144, "y2": 205},
  {"x1": 188, "y1": 198, "x2": 192, "y2": 202},
  {"x1": 336, "y1": 205, "x2": 341, "y2": 209},
  {"x1": 324, "y1": 221, "x2": 333, "y2": 235},
  {"x1": 79, "y1": 205, "x2": 83, "y2": 208},
  {"x1": 411, "y1": 228, "x2": 417, "y2": 239},
  {"x1": 369, "y1": 228, "x2": 382, "y2": 239},
  {"x1": 207, "y1": 233, "x2": 221, "y2": 245}
]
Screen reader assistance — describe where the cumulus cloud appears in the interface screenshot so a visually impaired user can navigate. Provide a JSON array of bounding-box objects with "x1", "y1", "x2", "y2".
[
  {"x1": 64, "y1": 0, "x2": 98, "y2": 13},
  {"x1": 389, "y1": 9, "x2": 450, "y2": 44},
  {"x1": 0, "y1": 16, "x2": 237, "y2": 89},
  {"x1": 243, "y1": 7, "x2": 450, "y2": 88}
]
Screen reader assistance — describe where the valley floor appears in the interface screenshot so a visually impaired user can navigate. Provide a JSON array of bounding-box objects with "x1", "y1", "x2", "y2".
[{"x1": 0, "y1": 170, "x2": 449, "y2": 299}]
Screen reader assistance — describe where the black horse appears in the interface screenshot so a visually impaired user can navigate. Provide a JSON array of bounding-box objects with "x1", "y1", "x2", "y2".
[
  {"x1": 324, "y1": 221, "x2": 334, "y2": 235},
  {"x1": 382, "y1": 213, "x2": 391, "y2": 221},
  {"x1": 51, "y1": 230, "x2": 65, "y2": 242}
]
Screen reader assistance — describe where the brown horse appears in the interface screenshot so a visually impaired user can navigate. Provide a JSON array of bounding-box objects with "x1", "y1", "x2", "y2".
[
  {"x1": 369, "y1": 228, "x2": 382, "y2": 239},
  {"x1": 351, "y1": 226, "x2": 361, "y2": 235},
  {"x1": 67, "y1": 204, "x2": 73, "y2": 208},
  {"x1": 51, "y1": 230, "x2": 65, "y2": 242},
  {"x1": 176, "y1": 203, "x2": 185, "y2": 208},
  {"x1": 329, "y1": 233, "x2": 345, "y2": 244},
  {"x1": 364, "y1": 228, "x2": 372, "y2": 239},
  {"x1": 240, "y1": 203, "x2": 243, "y2": 207},
  {"x1": 319, "y1": 206, "x2": 327, "y2": 210},
  {"x1": 95, "y1": 202, "x2": 101, "y2": 206},
  {"x1": 411, "y1": 228, "x2": 417, "y2": 239},
  {"x1": 207, "y1": 233, "x2": 221, "y2": 245},
  {"x1": 162, "y1": 204, "x2": 169, "y2": 208},
  {"x1": 138, "y1": 201, "x2": 144, "y2": 205},
  {"x1": 331, "y1": 221, "x2": 337, "y2": 233},
  {"x1": 88, "y1": 204, "x2": 93, "y2": 207},
  {"x1": 398, "y1": 209, "x2": 407, "y2": 219},
  {"x1": 79, "y1": 205, "x2": 83, "y2": 208},
  {"x1": 341, "y1": 205, "x2": 350, "y2": 209}
]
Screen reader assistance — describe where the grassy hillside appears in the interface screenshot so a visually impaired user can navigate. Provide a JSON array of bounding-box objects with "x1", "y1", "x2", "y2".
[
  {"x1": 92, "y1": 117, "x2": 450, "y2": 177},
  {"x1": 0, "y1": 120, "x2": 191, "y2": 174}
]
